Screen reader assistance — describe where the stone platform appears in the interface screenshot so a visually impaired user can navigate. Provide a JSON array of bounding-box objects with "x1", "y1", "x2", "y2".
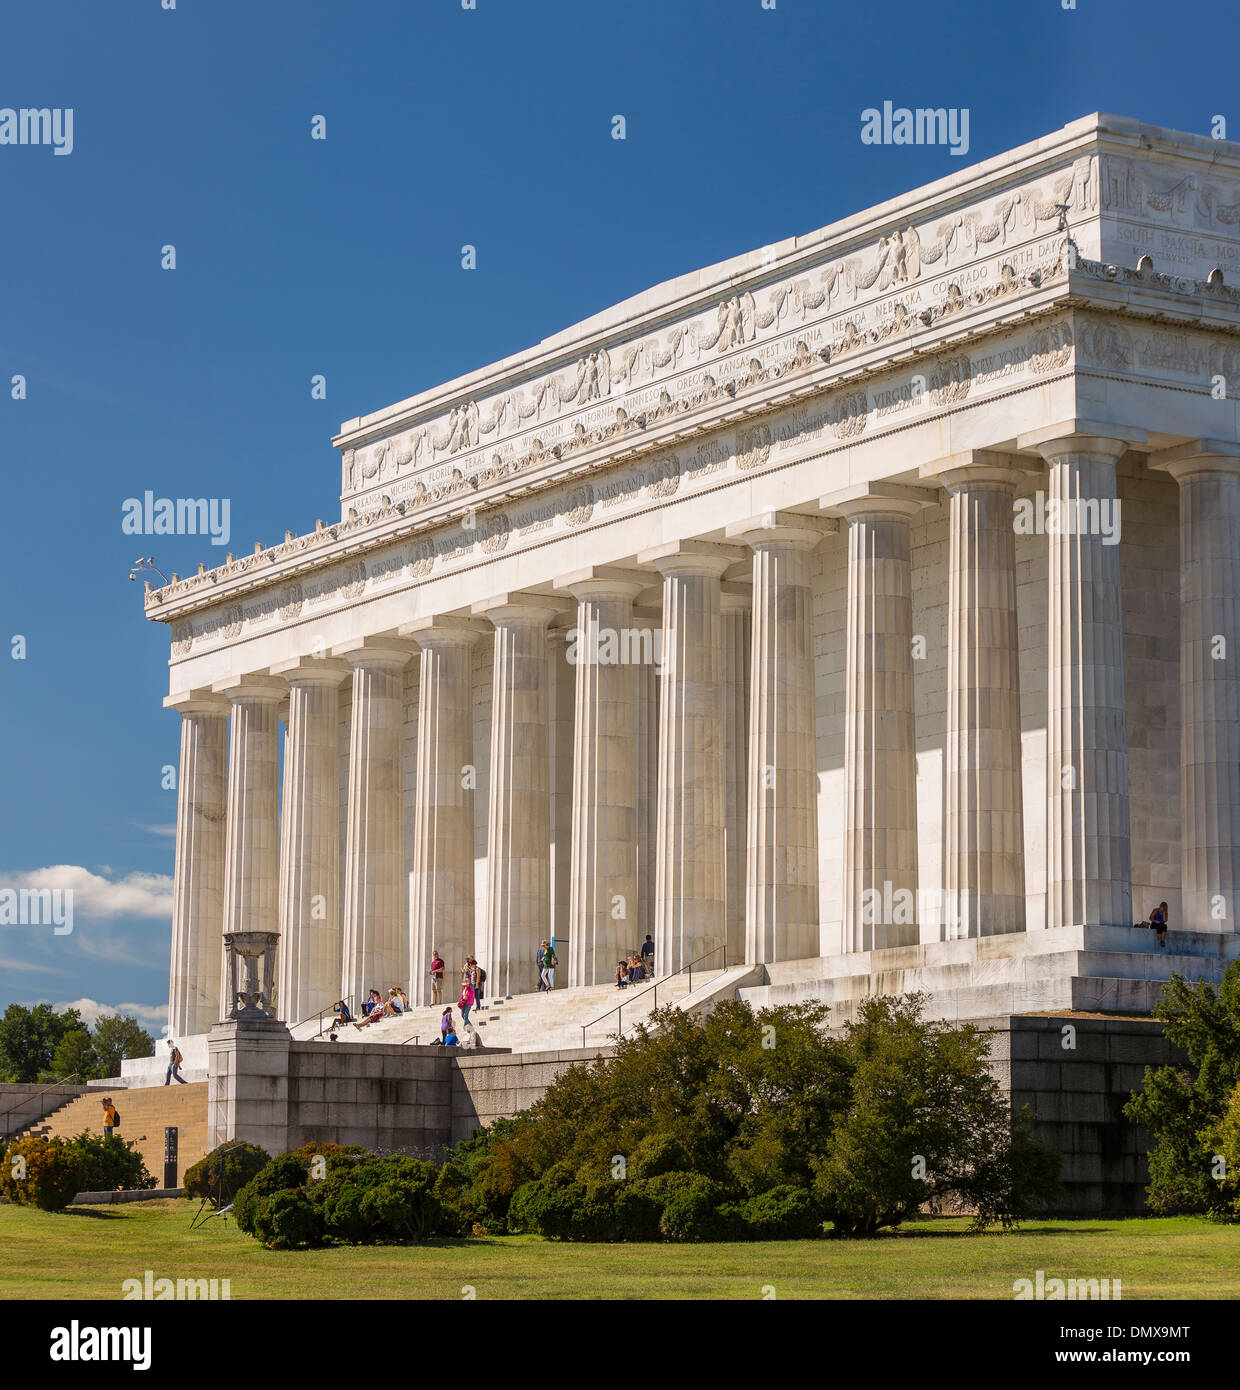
[{"x1": 737, "y1": 926, "x2": 1238, "y2": 1026}]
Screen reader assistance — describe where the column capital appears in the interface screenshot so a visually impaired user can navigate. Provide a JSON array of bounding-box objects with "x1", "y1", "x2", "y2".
[
  {"x1": 636, "y1": 538, "x2": 745, "y2": 577},
  {"x1": 725, "y1": 510, "x2": 838, "y2": 550},
  {"x1": 920, "y1": 449, "x2": 1042, "y2": 490},
  {"x1": 211, "y1": 674, "x2": 287, "y2": 703},
  {"x1": 1147, "y1": 438, "x2": 1240, "y2": 483},
  {"x1": 332, "y1": 636, "x2": 415, "y2": 669},
  {"x1": 820, "y1": 480, "x2": 937, "y2": 521},
  {"x1": 399, "y1": 615, "x2": 491, "y2": 648},
  {"x1": 269, "y1": 656, "x2": 352, "y2": 686},
  {"x1": 164, "y1": 688, "x2": 230, "y2": 716},
  {"x1": 553, "y1": 565, "x2": 650, "y2": 603},
  {"x1": 471, "y1": 591, "x2": 569, "y2": 626},
  {"x1": 1017, "y1": 419, "x2": 1146, "y2": 461}
]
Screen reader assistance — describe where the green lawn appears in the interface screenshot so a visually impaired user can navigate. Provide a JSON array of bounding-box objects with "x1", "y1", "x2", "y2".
[{"x1": 1, "y1": 1200, "x2": 1235, "y2": 1299}]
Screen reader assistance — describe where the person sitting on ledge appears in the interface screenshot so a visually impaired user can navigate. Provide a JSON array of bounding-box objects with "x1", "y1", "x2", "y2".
[
  {"x1": 627, "y1": 953, "x2": 645, "y2": 984},
  {"x1": 354, "y1": 989, "x2": 391, "y2": 1029},
  {"x1": 332, "y1": 1000, "x2": 352, "y2": 1027},
  {"x1": 461, "y1": 1023, "x2": 479, "y2": 1049},
  {"x1": 615, "y1": 959, "x2": 629, "y2": 989},
  {"x1": 1150, "y1": 901, "x2": 1169, "y2": 949},
  {"x1": 444, "y1": 1026, "x2": 459, "y2": 1047}
]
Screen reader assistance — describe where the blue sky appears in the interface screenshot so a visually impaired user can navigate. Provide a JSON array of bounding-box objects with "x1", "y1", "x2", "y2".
[{"x1": 1, "y1": 0, "x2": 1235, "y2": 1028}]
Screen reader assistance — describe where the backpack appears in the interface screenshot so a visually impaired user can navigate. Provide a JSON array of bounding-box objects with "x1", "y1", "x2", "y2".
[
  {"x1": 477, "y1": 967, "x2": 487, "y2": 985},
  {"x1": 171, "y1": 1048, "x2": 183, "y2": 1066},
  {"x1": 111, "y1": 1108, "x2": 121, "y2": 1126}
]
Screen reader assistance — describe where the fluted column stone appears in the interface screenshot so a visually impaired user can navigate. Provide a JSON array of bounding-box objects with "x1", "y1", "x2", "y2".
[
  {"x1": 217, "y1": 676, "x2": 285, "y2": 1015},
  {"x1": 923, "y1": 453, "x2": 1032, "y2": 938},
  {"x1": 1023, "y1": 424, "x2": 1140, "y2": 929},
  {"x1": 719, "y1": 584, "x2": 751, "y2": 966},
  {"x1": 824, "y1": 485, "x2": 931, "y2": 951},
  {"x1": 727, "y1": 512, "x2": 832, "y2": 963},
  {"x1": 339, "y1": 642, "x2": 411, "y2": 1009},
  {"x1": 1151, "y1": 439, "x2": 1240, "y2": 932},
  {"x1": 273, "y1": 660, "x2": 347, "y2": 1024},
  {"x1": 474, "y1": 593, "x2": 563, "y2": 996},
  {"x1": 559, "y1": 567, "x2": 646, "y2": 986},
  {"x1": 402, "y1": 618, "x2": 486, "y2": 1004},
  {"x1": 167, "y1": 692, "x2": 229, "y2": 1036},
  {"x1": 639, "y1": 541, "x2": 743, "y2": 974}
]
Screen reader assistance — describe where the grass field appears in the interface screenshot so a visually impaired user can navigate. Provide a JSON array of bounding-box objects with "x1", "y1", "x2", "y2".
[{"x1": 1, "y1": 1200, "x2": 1236, "y2": 1299}]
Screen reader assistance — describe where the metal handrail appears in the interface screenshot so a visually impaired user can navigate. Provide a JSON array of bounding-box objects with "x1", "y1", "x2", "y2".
[
  {"x1": 0, "y1": 1073, "x2": 83, "y2": 1140},
  {"x1": 580, "y1": 945, "x2": 729, "y2": 1048},
  {"x1": 293, "y1": 994, "x2": 356, "y2": 1041}
]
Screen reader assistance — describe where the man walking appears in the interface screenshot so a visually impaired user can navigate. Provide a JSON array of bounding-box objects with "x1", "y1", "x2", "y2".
[
  {"x1": 536, "y1": 940, "x2": 548, "y2": 991},
  {"x1": 165, "y1": 1039, "x2": 187, "y2": 1085},
  {"x1": 540, "y1": 940, "x2": 558, "y2": 993}
]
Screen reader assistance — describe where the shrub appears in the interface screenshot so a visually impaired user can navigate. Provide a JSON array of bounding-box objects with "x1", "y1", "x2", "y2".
[
  {"x1": 730, "y1": 1184, "x2": 825, "y2": 1241},
  {"x1": 656, "y1": 1174, "x2": 731, "y2": 1242},
  {"x1": 253, "y1": 1188, "x2": 324, "y2": 1249},
  {"x1": 183, "y1": 1140, "x2": 270, "y2": 1201},
  {"x1": 1, "y1": 1136, "x2": 83, "y2": 1211},
  {"x1": 62, "y1": 1132, "x2": 155, "y2": 1193},
  {"x1": 628, "y1": 1133, "x2": 690, "y2": 1181}
]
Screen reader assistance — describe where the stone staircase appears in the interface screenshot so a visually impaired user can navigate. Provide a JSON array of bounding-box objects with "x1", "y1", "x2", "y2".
[
  {"x1": 21, "y1": 1082, "x2": 208, "y2": 1186},
  {"x1": 297, "y1": 965, "x2": 758, "y2": 1053}
]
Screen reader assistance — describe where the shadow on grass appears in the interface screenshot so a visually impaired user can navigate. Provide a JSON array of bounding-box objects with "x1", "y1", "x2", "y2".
[
  {"x1": 891, "y1": 1223, "x2": 1112, "y2": 1239},
  {"x1": 59, "y1": 1208, "x2": 127, "y2": 1220}
]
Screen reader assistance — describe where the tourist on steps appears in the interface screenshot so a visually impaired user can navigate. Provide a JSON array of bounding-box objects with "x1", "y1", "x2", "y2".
[
  {"x1": 641, "y1": 934, "x2": 655, "y2": 976},
  {"x1": 438, "y1": 1007, "x2": 454, "y2": 1044},
  {"x1": 459, "y1": 977, "x2": 475, "y2": 1028},
  {"x1": 539, "y1": 941, "x2": 558, "y2": 993},
  {"x1": 429, "y1": 949, "x2": 445, "y2": 1005},
  {"x1": 615, "y1": 959, "x2": 629, "y2": 989},
  {"x1": 165, "y1": 1039, "x2": 187, "y2": 1085},
  {"x1": 536, "y1": 941, "x2": 549, "y2": 991},
  {"x1": 101, "y1": 1097, "x2": 118, "y2": 1137}
]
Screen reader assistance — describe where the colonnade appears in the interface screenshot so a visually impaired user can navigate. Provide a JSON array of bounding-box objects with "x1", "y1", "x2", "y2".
[{"x1": 166, "y1": 430, "x2": 1240, "y2": 1037}]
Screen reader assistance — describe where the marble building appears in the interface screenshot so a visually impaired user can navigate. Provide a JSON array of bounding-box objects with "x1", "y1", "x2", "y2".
[{"x1": 149, "y1": 114, "x2": 1240, "y2": 1040}]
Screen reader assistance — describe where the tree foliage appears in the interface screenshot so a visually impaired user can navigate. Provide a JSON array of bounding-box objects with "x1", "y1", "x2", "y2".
[{"x1": 1124, "y1": 960, "x2": 1240, "y2": 1218}]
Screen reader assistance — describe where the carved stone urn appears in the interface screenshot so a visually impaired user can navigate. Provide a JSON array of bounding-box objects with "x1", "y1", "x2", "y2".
[{"x1": 223, "y1": 931, "x2": 279, "y2": 1021}]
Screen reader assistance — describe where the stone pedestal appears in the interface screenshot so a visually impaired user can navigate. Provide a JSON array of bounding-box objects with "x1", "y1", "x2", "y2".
[
  {"x1": 1151, "y1": 440, "x2": 1240, "y2": 933},
  {"x1": 206, "y1": 1018, "x2": 292, "y2": 1154},
  {"x1": 167, "y1": 693, "x2": 230, "y2": 1037},
  {"x1": 339, "y1": 642, "x2": 411, "y2": 1009}
]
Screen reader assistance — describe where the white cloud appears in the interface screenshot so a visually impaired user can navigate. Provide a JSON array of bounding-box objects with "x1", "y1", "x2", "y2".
[
  {"x1": 0, "y1": 956, "x2": 65, "y2": 976},
  {"x1": 135, "y1": 824, "x2": 177, "y2": 840},
  {"x1": 52, "y1": 998, "x2": 169, "y2": 1031},
  {"x1": 0, "y1": 866, "x2": 174, "y2": 920}
]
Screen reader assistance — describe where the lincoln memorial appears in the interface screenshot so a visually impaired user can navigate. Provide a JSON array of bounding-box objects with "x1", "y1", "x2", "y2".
[{"x1": 145, "y1": 113, "x2": 1240, "y2": 1050}]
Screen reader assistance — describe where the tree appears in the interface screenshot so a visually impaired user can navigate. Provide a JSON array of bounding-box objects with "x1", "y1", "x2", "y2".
[
  {"x1": 50, "y1": 1029, "x2": 98, "y2": 1081},
  {"x1": 1125, "y1": 960, "x2": 1240, "y2": 1217},
  {"x1": 89, "y1": 1016, "x2": 155, "y2": 1079},
  {"x1": 0, "y1": 1004, "x2": 85, "y2": 1083}
]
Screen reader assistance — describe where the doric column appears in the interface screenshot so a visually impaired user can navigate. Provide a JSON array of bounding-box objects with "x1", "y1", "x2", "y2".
[
  {"x1": 557, "y1": 567, "x2": 646, "y2": 986},
  {"x1": 1022, "y1": 421, "x2": 1143, "y2": 928},
  {"x1": 635, "y1": 609, "x2": 661, "y2": 950},
  {"x1": 727, "y1": 512, "x2": 833, "y2": 963},
  {"x1": 339, "y1": 641, "x2": 411, "y2": 1009},
  {"x1": 1151, "y1": 439, "x2": 1240, "y2": 932},
  {"x1": 922, "y1": 453, "x2": 1033, "y2": 938},
  {"x1": 216, "y1": 676, "x2": 285, "y2": 1014},
  {"x1": 272, "y1": 659, "x2": 348, "y2": 1024},
  {"x1": 549, "y1": 620, "x2": 576, "y2": 979},
  {"x1": 401, "y1": 618, "x2": 486, "y2": 1004},
  {"x1": 720, "y1": 583, "x2": 751, "y2": 966},
  {"x1": 473, "y1": 593, "x2": 563, "y2": 996},
  {"x1": 823, "y1": 484, "x2": 932, "y2": 951},
  {"x1": 166, "y1": 691, "x2": 229, "y2": 1036},
  {"x1": 638, "y1": 541, "x2": 743, "y2": 974}
]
